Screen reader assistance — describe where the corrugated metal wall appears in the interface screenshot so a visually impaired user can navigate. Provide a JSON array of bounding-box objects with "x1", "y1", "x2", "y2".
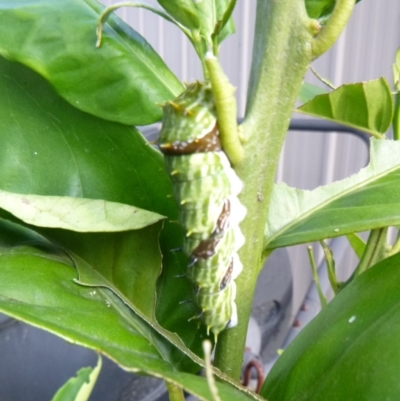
[{"x1": 99, "y1": 0, "x2": 400, "y2": 318}]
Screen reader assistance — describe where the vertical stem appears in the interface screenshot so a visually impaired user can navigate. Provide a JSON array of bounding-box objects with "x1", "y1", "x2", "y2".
[
  {"x1": 213, "y1": 0, "x2": 313, "y2": 379},
  {"x1": 307, "y1": 246, "x2": 327, "y2": 308},
  {"x1": 320, "y1": 240, "x2": 339, "y2": 293},
  {"x1": 203, "y1": 341, "x2": 222, "y2": 401}
]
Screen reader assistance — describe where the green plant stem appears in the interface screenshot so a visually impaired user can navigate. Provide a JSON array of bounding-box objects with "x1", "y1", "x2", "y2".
[
  {"x1": 310, "y1": 65, "x2": 336, "y2": 89},
  {"x1": 95, "y1": 2, "x2": 189, "y2": 48},
  {"x1": 320, "y1": 240, "x2": 339, "y2": 294},
  {"x1": 203, "y1": 341, "x2": 222, "y2": 401},
  {"x1": 205, "y1": 53, "x2": 244, "y2": 165},
  {"x1": 165, "y1": 381, "x2": 185, "y2": 401},
  {"x1": 311, "y1": 0, "x2": 356, "y2": 59},
  {"x1": 353, "y1": 228, "x2": 388, "y2": 278},
  {"x1": 213, "y1": 0, "x2": 313, "y2": 380},
  {"x1": 307, "y1": 246, "x2": 327, "y2": 308}
]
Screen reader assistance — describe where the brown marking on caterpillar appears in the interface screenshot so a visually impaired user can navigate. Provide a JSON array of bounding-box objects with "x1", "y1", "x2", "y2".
[
  {"x1": 191, "y1": 236, "x2": 222, "y2": 260},
  {"x1": 214, "y1": 199, "x2": 231, "y2": 235},
  {"x1": 219, "y1": 259, "x2": 234, "y2": 290},
  {"x1": 159, "y1": 124, "x2": 221, "y2": 155}
]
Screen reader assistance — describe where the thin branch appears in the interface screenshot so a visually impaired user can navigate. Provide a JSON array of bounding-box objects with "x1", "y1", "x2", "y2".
[
  {"x1": 320, "y1": 240, "x2": 339, "y2": 294},
  {"x1": 203, "y1": 340, "x2": 222, "y2": 401},
  {"x1": 307, "y1": 246, "x2": 327, "y2": 308},
  {"x1": 96, "y1": 1, "x2": 191, "y2": 48},
  {"x1": 310, "y1": 65, "x2": 336, "y2": 90},
  {"x1": 352, "y1": 228, "x2": 388, "y2": 278}
]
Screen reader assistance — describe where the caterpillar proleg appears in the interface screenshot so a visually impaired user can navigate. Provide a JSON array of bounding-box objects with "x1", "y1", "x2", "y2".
[{"x1": 158, "y1": 82, "x2": 246, "y2": 337}]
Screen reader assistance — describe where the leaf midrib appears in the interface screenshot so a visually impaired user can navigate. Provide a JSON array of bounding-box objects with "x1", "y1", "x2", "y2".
[{"x1": 265, "y1": 163, "x2": 400, "y2": 247}]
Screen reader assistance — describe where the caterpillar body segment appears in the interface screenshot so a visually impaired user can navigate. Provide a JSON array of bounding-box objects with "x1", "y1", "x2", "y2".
[{"x1": 158, "y1": 82, "x2": 246, "y2": 337}]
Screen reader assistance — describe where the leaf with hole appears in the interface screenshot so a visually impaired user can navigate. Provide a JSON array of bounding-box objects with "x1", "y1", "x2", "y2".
[{"x1": 50, "y1": 356, "x2": 102, "y2": 401}]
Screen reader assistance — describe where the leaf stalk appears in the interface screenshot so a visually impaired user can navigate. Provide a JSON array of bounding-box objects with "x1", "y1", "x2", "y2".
[
  {"x1": 95, "y1": 1, "x2": 190, "y2": 48},
  {"x1": 307, "y1": 245, "x2": 327, "y2": 307},
  {"x1": 352, "y1": 228, "x2": 388, "y2": 278},
  {"x1": 320, "y1": 240, "x2": 339, "y2": 294},
  {"x1": 165, "y1": 381, "x2": 186, "y2": 401}
]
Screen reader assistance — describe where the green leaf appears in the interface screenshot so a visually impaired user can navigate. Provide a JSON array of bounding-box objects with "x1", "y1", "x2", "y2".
[
  {"x1": 51, "y1": 356, "x2": 102, "y2": 401},
  {"x1": 0, "y1": 57, "x2": 202, "y2": 364},
  {"x1": 264, "y1": 138, "x2": 400, "y2": 250},
  {"x1": 0, "y1": 223, "x2": 178, "y2": 372},
  {"x1": 298, "y1": 78, "x2": 393, "y2": 137},
  {"x1": 0, "y1": 191, "x2": 164, "y2": 232},
  {"x1": 193, "y1": 0, "x2": 236, "y2": 45},
  {"x1": 305, "y1": 0, "x2": 363, "y2": 20},
  {"x1": 156, "y1": 0, "x2": 200, "y2": 31},
  {"x1": 0, "y1": 225, "x2": 255, "y2": 401},
  {"x1": 298, "y1": 82, "x2": 329, "y2": 103},
  {"x1": 0, "y1": 0, "x2": 183, "y2": 126},
  {"x1": 261, "y1": 252, "x2": 400, "y2": 401},
  {"x1": 0, "y1": 214, "x2": 197, "y2": 371},
  {"x1": 346, "y1": 233, "x2": 366, "y2": 259}
]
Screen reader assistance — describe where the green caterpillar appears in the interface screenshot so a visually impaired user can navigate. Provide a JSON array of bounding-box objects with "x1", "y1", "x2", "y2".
[{"x1": 158, "y1": 82, "x2": 246, "y2": 337}]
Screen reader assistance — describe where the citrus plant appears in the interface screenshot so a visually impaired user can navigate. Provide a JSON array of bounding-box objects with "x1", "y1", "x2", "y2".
[{"x1": 0, "y1": 0, "x2": 400, "y2": 400}]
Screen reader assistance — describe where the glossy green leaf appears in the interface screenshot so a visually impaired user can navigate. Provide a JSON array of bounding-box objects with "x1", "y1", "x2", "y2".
[
  {"x1": 264, "y1": 138, "x2": 400, "y2": 250},
  {"x1": 0, "y1": 212, "x2": 200, "y2": 370},
  {"x1": 0, "y1": 190, "x2": 163, "y2": 232},
  {"x1": 0, "y1": 223, "x2": 179, "y2": 372},
  {"x1": 0, "y1": 225, "x2": 255, "y2": 401},
  {"x1": 262, "y1": 252, "x2": 400, "y2": 401},
  {"x1": 157, "y1": 0, "x2": 200, "y2": 31},
  {"x1": 298, "y1": 82, "x2": 329, "y2": 103},
  {"x1": 51, "y1": 356, "x2": 102, "y2": 401},
  {"x1": 298, "y1": 78, "x2": 393, "y2": 137},
  {"x1": 0, "y1": 57, "x2": 202, "y2": 363},
  {"x1": 0, "y1": 0, "x2": 183, "y2": 126},
  {"x1": 306, "y1": 0, "x2": 363, "y2": 20},
  {"x1": 193, "y1": 0, "x2": 236, "y2": 45}
]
